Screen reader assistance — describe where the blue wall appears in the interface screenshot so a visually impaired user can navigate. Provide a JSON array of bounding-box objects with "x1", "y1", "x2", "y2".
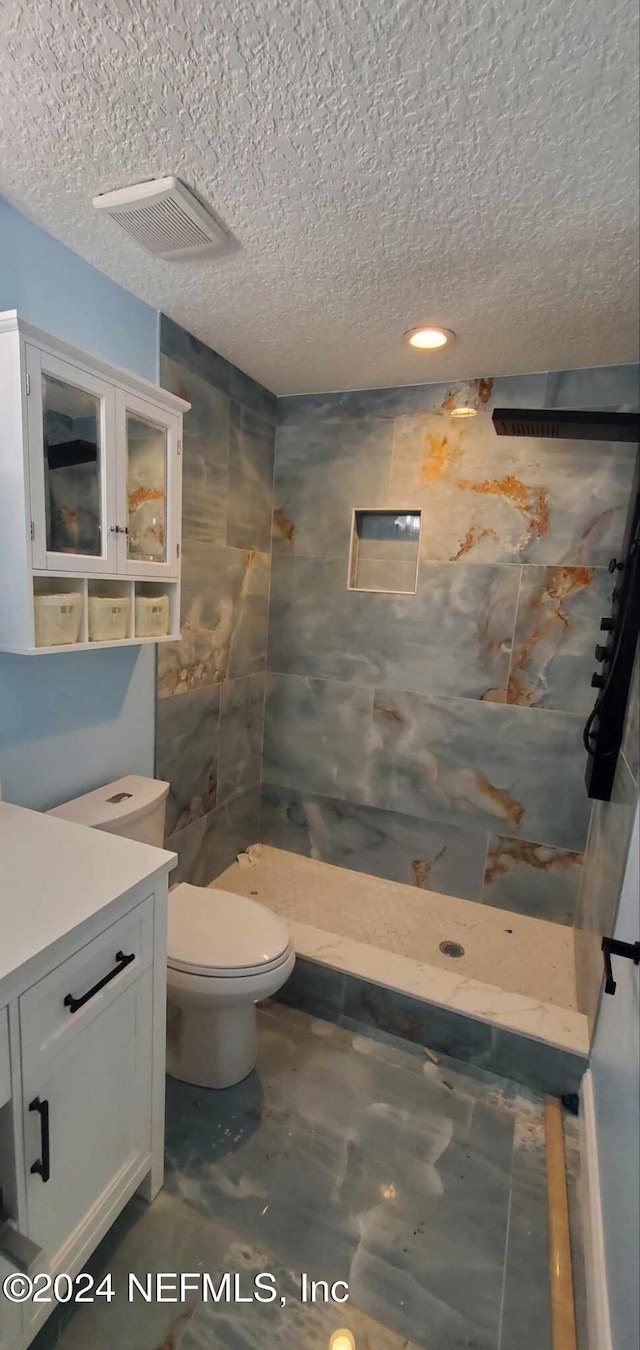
[
  {"x1": 0, "y1": 196, "x2": 159, "y2": 809},
  {"x1": 0, "y1": 197, "x2": 158, "y2": 380}
]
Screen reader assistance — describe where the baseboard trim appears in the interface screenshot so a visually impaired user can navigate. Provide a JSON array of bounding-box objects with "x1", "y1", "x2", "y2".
[{"x1": 580, "y1": 1071, "x2": 612, "y2": 1350}]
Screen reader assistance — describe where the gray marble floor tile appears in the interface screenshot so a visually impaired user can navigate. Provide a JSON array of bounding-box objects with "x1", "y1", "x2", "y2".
[
  {"x1": 180, "y1": 1258, "x2": 421, "y2": 1348},
  {"x1": 261, "y1": 782, "x2": 488, "y2": 900},
  {"x1": 167, "y1": 788, "x2": 261, "y2": 886},
  {"x1": 156, "y1": 684, "x2": 220, "y2": 834},
  {"x1": 218, "y1": 673, "x2": 265, "y2": 805},
  {"x1": 30, "y1": 1190, "x2": 231, "y2": 1350},
  {"x1": 227, "y1": 402, "x2": 276, "y2": 551},
  {"x1": 32, "y1": 1004, "x2": 562, "y2": 1350},
  {"x1": 482, "y1": 835, "x2": 584, "y2": 926},
  {"x1": 161, "y1": 353, "x2": 230, "y2": 550},
  {"x1": 268, "y1": 555, "x2": 521, "y2": 700},
  {"x1": 272, "y1": 416, "x2": 393, "y2": 557},
  {"x1": 263, "y1": 673, "x2": 374, "y2": 802},
  {"x1": 507, "y1": 565, "x2": 611, "y2": 713},
  {"x1": 158, "y1": 547, "x2": 269, "y2": 695},
  {"x1": 369, "y1": 688, "x2": 592, "y2": 852},
  {"x1": 164, "y1": 1008, "x2": 515, "y2": 1349},
  {"x1": 499, "y1": 1114, "x2": 552, "y2": 1350}
]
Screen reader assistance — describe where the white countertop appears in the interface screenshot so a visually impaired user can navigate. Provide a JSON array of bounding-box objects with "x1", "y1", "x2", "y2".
[{"x1": 0, "y1": 801, "x2": 176, "y2": 999}]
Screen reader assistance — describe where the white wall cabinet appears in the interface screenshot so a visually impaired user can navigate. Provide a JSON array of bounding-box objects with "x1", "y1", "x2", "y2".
[
  {"x1": 0, "y1": 883, "x2": 168, "y2": 1349},
  {"x1": 0, "y1": 311, "x2": 189, "y2": 653}
]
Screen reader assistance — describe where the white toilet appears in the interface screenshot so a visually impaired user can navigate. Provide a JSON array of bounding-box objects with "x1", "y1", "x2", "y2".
[{"x1": 48, "y1": 775, "x2": 295, "y2": 1089}]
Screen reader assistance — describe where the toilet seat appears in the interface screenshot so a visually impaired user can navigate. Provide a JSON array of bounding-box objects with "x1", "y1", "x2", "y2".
[{"x1": 167, "y1": 883, "x2": 291, "y2": 979}]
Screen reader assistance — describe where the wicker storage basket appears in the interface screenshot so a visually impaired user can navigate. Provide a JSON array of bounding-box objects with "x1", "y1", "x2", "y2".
[
  {"x1": 135, "y1": 593, "x2": 170, "y2": 638},
  {"x1": 88, "y1": 595, "x2": 130, "y2": 642},
  {"x1": 34, "y1": 592, "x2": 83, "y2": 647}
]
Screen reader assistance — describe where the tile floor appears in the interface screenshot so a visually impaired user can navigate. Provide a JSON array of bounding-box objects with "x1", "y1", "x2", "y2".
[{"x1": 33, "y1": 1003, "x2": 585, "y2": 1350}]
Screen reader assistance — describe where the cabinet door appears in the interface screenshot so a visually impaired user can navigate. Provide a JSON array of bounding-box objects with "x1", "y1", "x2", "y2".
[
  {"x1": 26, "y1": 345, "x2": 118, "y2": 573},
  {"x1": 22, "y1": 971, "x2": 152, "y2": 1277},
  {"x1": 116, "y1": 389, "x2": 181, "y2": 578}
]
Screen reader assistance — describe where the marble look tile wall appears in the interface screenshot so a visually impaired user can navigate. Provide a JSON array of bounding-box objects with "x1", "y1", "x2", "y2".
[
  {"x1": 265, "y1": 364, "x2": 639, "y2": 927},
  {"x1": 575, "y1": 641, "x2": 640, "y2": 1026},
  {"x1": 155, "y1": 317, "x2": 275, "y2": 881}
]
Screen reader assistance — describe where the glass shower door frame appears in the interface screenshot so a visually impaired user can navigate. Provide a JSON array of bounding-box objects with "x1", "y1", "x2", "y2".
[
  {"x1": 115, "y1": 387, "x2": 181, "y2": 579},
  {"x1": 26, "y1": 344, "x2": 118, "y2": 574}
]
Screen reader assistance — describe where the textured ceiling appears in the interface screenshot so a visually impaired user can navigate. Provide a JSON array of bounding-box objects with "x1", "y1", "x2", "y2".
[{"x1": 1, "y1": 0, "x2": 638, "y2": 394}]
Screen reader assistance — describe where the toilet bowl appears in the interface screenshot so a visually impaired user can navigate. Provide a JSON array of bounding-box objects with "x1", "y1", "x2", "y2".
[
  {"x1": 166, "y1": 883, "x2": 295, "y2": 1089},
  {"x1": 47, "y1": 776, "x2": 295, "y2": 1091}
]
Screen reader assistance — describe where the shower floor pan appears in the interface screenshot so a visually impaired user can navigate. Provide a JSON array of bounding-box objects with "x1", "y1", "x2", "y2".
[{"x1": 212, "y1": 846, "x2": 589, "y2": 1085}]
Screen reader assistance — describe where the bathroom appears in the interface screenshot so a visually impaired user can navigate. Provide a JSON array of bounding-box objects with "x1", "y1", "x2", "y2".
[{"x1": 0, "y1": 3, "x2": 639, "y2": 1348}]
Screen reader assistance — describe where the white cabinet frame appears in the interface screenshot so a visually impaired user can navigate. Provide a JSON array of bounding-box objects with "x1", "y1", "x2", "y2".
[
  {"x1": 0, "y1": 311, "x2": 189, "y2": 654},
  {"x1": 26, "y1": 346, "x2": 119, "y2": 575},
  {"x1": 115, "y1": 388, "x2": 182, "y2": 580}
]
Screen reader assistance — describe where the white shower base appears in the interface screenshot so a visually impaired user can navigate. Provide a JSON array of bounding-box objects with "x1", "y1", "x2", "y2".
[{"x1": 212, "y1": 845, "x2": 589, "y2": 1058}]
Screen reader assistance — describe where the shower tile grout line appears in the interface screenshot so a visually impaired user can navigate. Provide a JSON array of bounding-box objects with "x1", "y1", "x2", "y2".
[{"x1": 496, "y1": 1131, "x2": 517, "y2": 1350}]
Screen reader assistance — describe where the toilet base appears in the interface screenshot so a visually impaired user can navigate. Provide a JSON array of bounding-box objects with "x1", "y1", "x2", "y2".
[{"x1": 167, "y1": 1002, "x2": 258, "y2": 1090}]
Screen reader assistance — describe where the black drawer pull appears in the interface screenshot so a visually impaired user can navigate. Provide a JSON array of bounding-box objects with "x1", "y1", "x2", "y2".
[
  {"x1": 29, "y1": 1097, "x2": 50, "y2": 1184},
  {"x1": 63, "y1": 950, "x2": 135, "y2": 1014}
]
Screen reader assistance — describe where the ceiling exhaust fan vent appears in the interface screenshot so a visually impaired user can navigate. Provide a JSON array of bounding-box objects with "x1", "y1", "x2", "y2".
[{"x1": 92, "y1": 177, "x2": 228, "y2": 259}]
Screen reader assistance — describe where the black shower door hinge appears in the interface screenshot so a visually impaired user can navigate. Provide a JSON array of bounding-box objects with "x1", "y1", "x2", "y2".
[{"x1": 601, "y1": 936, "x2": 640, "y2": 995}]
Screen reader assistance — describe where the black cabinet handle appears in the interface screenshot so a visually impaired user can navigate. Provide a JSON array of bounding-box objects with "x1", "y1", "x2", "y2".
[
  {"x1": 29, "y1": 1098, "x2": 50, "y2": 1184},
  {"x1": 602, "y1": 936, "x2": 640, "y2": 995},
  {"x1": 63, "y1": 950, "x2": 135, "y2": 1015}
]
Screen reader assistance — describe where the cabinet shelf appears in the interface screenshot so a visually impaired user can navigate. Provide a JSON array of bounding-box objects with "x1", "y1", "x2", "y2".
[{"x1": 3, "y1": 634, "x2": 180, "y2": 656}]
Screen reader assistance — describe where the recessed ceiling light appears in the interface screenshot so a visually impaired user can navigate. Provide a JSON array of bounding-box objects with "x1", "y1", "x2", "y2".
[
  {"x1": 450, "y1": 405, "x2": 478, "y2": 418},
  {"x1": 404, "y1": 326, "x2": 455, "y2": 350}
]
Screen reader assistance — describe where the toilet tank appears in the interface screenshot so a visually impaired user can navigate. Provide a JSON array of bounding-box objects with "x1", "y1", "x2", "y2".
[{"x1": 47, "y1": 775, "x2": 170, "y2": 847}]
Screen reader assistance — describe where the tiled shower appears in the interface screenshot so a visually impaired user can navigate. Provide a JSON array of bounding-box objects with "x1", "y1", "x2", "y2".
[{"x1": 155, "y1": 315, "x2": 639, "y2": 1049}]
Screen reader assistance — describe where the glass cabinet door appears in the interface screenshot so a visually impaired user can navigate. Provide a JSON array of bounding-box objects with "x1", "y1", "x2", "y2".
[
  {"x1": 117, "y1": 390, "x2": 180, "y2": 577},
  {"x1": 27, "y1": 346, "x2": 117, "y2": 573}
]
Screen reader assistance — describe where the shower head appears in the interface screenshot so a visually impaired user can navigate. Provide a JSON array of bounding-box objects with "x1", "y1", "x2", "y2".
[{"x1": 492, "y1": 408, "x2": 640, "y2": 442}]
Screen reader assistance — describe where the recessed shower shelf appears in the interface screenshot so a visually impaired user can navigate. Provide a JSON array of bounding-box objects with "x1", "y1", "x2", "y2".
[{"x1": 347, "y1": 507, "x2": 421, "y2": 594}]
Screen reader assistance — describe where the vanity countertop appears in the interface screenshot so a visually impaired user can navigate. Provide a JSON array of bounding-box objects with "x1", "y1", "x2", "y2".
[{"x1": 0, "y1": 800, "x2": 176, "y2": 1001}]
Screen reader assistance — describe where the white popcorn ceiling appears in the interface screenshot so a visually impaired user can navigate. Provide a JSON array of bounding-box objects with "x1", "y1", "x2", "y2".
[{"x1": 0, "y1": 0, "x2": 638, "y2": 395}]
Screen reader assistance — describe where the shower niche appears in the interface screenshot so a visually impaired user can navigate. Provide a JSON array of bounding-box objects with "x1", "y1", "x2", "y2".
[{"x1": 347, "y1": 508, "x2": 421, "y2": 594}]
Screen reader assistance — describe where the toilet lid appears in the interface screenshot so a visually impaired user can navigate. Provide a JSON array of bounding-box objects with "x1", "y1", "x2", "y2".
[{"x1": 167, "y1": 884, "x2": 290, "y2": 976}]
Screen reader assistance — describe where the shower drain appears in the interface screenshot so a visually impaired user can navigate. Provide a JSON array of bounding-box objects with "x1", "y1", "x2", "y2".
[{"x1": 439, "y1": 940, "x2": 465, "y2": 958}]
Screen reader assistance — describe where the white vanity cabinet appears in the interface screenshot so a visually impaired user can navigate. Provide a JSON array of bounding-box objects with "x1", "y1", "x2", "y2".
[
  {"x1": 0, "y1": 310, "x2": 189, "y2": 654},
  {"x1": 0, "y1": 803, "x2": 174, "y2": 1349},
  {"x1": 0, "y1": 1014, "x2": 22, "y2": 1350}
]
